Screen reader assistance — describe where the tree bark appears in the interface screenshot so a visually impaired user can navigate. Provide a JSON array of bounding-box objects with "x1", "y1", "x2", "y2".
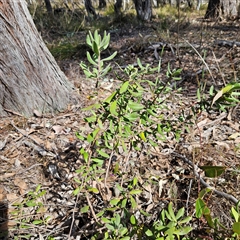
[
  {"x1": 0, "y1": 0, "x2": 76, "y2": 117},
  {"x1": 205, "y1": 0, "x2": 240, "y2": 19},
  {"x1": 133, "y1": 0, "x2": 152, "y2": 21}
]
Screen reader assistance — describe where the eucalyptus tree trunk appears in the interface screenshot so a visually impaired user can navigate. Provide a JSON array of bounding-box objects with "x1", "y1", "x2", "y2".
[
  {"x1": 205, "y1": 0, "x2": 240, "y2": 19},
  {"x1": 0, "y1": 0, "x2": 76, "y2": 117}
]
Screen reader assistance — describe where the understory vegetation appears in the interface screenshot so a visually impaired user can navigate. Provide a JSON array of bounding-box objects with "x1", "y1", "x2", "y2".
[{"x1": 2, "y1": 0, "x2": 240, "y2": 239}]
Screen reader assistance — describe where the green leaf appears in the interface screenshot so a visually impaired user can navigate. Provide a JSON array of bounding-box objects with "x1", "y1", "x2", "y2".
[
  {"x1": 211, "y1": 83, "x2": 240, "y2": 106},
  {"x1": 85, "y1": 115, "x2": 97, "y2": 123},
  {"x1": 178, "y1": 216, "x2": 192, "y2": 224},
  {"x1": 231, "y1": 206, "x2": 240, "y2": 222},
  {"x1": 94, "y1": 30, "x2": 100, "y2": 46},
  {"x1": 209, "y1": 85, "x2": 214, "y2": 95},
  {"x1": 130, "y1": 195, "x2": 137, "y2": 209},
  {"x1": 26, "y1": 200, "x2": 38, "y2": 207},
  {"x1": 106, "y1": 223, "x2": 115, "y2": 231},
  {"x1": 198, "y1": 188, "x2": 212, "y2": 198},
  {"x1": 92, "y1": 158, "x2": 104, "y2": 166},
  {"x1": 127, "y1": 101, "x2": 144, "y2": 111},
  {"x1": 101, "y1": 64, "x2": 112, "y2": 77},
  {"x1": 233, "y1": 222, "x2": 240, "y2": 234},
  {"x1": 165, "y1": 226, "x2": 175, "y2": 237},
  {"x1": 86, "y1": 51, "x2": 97, "y2": 66},
  {"x1": 101, "y1": 217, "x2": 111, "y2": 223},
  {"x1": 139, "y1": 132, "x2": 147, "y2": 142},
  {"x1": 140, "y1": 209, "x2": 152, "y2": 217},
  {"x1": 35, "y1": 184, "x2": 41, "y2": 193},
  {"x1": 124, "y1": 112, "x2": 139, "y2": 121},
  {"x1": 32, "y1": 219, "x2": 43, "y2": 225},
  {"x1": 88, "y1": 187, "x2": 99, "y2": 194},
  {"x1": 37, "y1": 190, "x2": 46, "y2": 197},
  {"x1": 104, "y1": 91, "x2": 117, "y2": 103},
  {"x1": 110, "y1": 198, "x2": 121, "y2": 206},
  {"x1": 132, "y1": 177, "x2": 138, "y2": 186},
  {"x1": 175, "y1": 207, "x2": 184, "y2": 220},
  {"x1": 199, "y1": 166, "x2": 226, "y2": 178},
  {"x1": 114, "y1": 213, "x2": 121, "y2": 226},
  {"x1": 168, "y1": 202, "x2": 177, "y2": 222},
  {"x1": 120, "y1": 81, "x2": 129, "y2": 94},
  {"x1": 145, "y1": 229, "x2": 153, "y2": 236},
  {"x1": 195, "y1": 198, "x2": 206, "y2": 218},
  {"x1": 96, "y1": 210, "x2": 105, "y2": 218},
  {"x1": 86, "y1": 34, "x2": 92, "y2": 47},
  {"x1": 110, "y1": 100, "x2": 118, "y2": 116},
  {"x1": 80, "y1": 148, "x2": 89, "y2": 162},
  {"x1": 80, "y1": 205, "x2": 89, "y2": 213},
  {"x1": 73, "y1": 187, "x2": 80, "y2": 196},
  {"x1": 129, "y1": 189, "x2": 142, "y2": 195},
  {"x1": 130, "y1": 215, "x2": 137, "y2": 225},
  {"x1": 174, "y1": 226, "x2": 193, "y2": 235},
  {"x1": 93, "y1": 41, "x2": 100, "y2": 56},
  {"x1": 102, "y1": 51, "x2": 117, "y2": 61},
  {"x1": 121, "y1": 198, "x2": 127, "y2": 208},
  {"x1": 205, "y1": 213, "x2": 214, "y2": 228},
  {"x1": 97, "y1": 149, "x2": 110, "y2": 158}
]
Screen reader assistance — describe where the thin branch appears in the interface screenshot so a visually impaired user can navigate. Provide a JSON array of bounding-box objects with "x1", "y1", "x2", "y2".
[{"x1": 172, "y1": 152, "x2": 238, "y2": 204}]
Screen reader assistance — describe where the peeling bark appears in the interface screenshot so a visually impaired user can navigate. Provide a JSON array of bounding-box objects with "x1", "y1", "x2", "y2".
[{"x1": 0, "y1": 0, "x2": 76, "y2": 117}]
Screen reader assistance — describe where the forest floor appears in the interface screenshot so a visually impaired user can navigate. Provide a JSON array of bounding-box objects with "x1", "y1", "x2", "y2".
[{"x1": 1, "y1": 11, "x2": 240, "y2": 239}]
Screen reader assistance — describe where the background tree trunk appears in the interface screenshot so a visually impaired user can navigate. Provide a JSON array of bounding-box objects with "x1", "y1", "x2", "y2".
[
  {"x1": 0, "y1": 0, "x2": 76, "y2": 117},
  {"x1": 44, "y1": 0, "x2": 52, "y2": 13},
  {"x1": 133, "y1": 0, "x2": 152, "y2": 21},
  {"x1": 85, "y1": 0, "x2": 97, "y2": 17},
  {"x1": 114, "y1": 0, "x2": 123, "y2": 15},
  {"x1": 98, "y1": 0, "x2": 107, "y2": 9},
  {"x1": 205, "y1": 0, "x2": 239, "y2": 19}
]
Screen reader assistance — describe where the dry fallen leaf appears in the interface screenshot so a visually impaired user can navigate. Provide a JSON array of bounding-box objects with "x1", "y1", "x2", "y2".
[
  {"x1": 52, "y1": 125, "x2": 64, "y2": 134},
  {"x1": 6, "y1": 193, "x2": 19, "y2": 202},
  {"x1": 0, "y1": 172, "x2": 16, "y2": 181},
  {"x1": 14, "y1": 178, "x2": 27, "y2": 195}
]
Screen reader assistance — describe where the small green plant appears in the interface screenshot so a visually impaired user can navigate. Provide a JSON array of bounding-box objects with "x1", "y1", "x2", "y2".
[
  {"x1": 231, "y1": 202, "x2": 240, "y2": 238},
  {"x1": 77, "y1": 57, "x2": 185, "y2": 162},
  {"x1": 211, "y1": 82, "x2": 240, "y2": 111},
  {"x1": 80, "y1": 30, "x2": 117, "y2": 88},
  {"x1": 75, "y1": 28, "x2": 193, "y2": 239},
  {"x1": 196, "y1": 188, "x2": 240, "y2": 239},
  {"x1": 145, "y1": 202, "x2": 192, "y2": 240},
  {"x1": 10, "y1": 185, "x2": 53, "y2": 238}
]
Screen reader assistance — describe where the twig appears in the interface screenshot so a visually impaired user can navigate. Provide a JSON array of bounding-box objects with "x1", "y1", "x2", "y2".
[
  {"x1": 11, "y1": 121, "x2": 56, "y2": 157},
  {"x1": 68, "y1": 193, "x2": 80, "y2": 239},
  {"x1": 185, "y1": 40, "x2": 216, "y2": 85},
  {"x1": 4, "y1": 108, "x2": 25, "y2": 117},
  {"x1": 172, "y1": 152, "x2": 238, "y2": 204},
  {"x1": 85, "y1": 193, "x2": 99, "y2": 224},
  {"x1": 104, "y1": 150, "x2": 115, "y2": 188},
  {"x1": 17, "y1": 164, "x2": 43, "y2": 175},
  {"x1": 186, "y1": 179, "x2": 192, "y2": 215},
  {"x1": 11, "y1": 121, "x2": 42, "y2": 147}
]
